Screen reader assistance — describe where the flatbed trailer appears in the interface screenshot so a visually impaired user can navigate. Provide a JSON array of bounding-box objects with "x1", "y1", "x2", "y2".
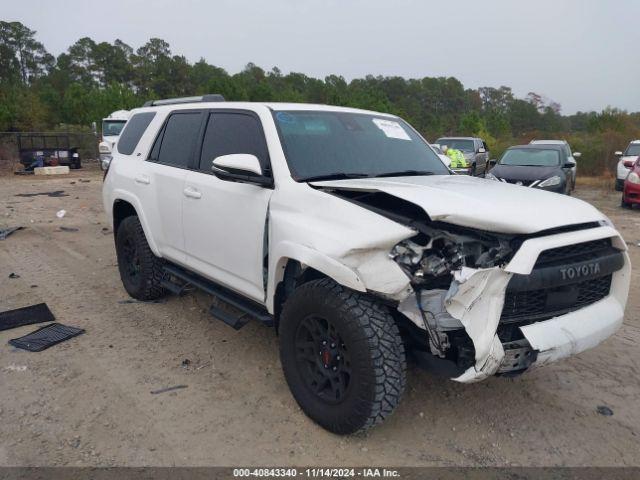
[{"x1": 18, "y1": 133, "x2": 81, "y2": 170}]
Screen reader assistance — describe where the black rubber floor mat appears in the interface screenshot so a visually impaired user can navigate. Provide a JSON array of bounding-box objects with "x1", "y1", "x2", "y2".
[
  {"x1": 9, "y1": 323, "x2": 85, "y2": 352},
  {"x1": 0, "y1": 303, "x2": 55, "y2": 331}
]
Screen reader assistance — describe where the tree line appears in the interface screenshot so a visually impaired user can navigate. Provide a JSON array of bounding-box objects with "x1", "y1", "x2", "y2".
[{"x1": 1, "y1": 20, "x2": 638, "y2": 174}]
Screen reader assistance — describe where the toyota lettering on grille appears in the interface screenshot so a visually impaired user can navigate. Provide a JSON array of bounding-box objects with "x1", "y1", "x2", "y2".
[{"x1": 560, "y1": 262, "x2": 601, "y2": 281}]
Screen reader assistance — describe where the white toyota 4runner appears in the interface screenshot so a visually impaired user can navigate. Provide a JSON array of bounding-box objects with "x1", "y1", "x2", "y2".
[{"x1": 103, "y1": 95, "x2": 631, "y2": 434}]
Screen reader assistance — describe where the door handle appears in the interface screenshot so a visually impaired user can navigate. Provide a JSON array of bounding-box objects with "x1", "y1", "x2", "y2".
[
  {"x1": 135, "y1": 175, "x2": 150, "y2": 185},
  {"x1": 183, "y1": 187, "x2": 202, "y2": 199}
]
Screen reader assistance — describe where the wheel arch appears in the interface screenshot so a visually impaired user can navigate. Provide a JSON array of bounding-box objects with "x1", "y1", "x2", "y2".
[
  {"x1": 267, "y1": 244, "x2": 367, "y2": 325},
  {"x1": 111, "y1": 195, "x2": 161, "y2": 256}
]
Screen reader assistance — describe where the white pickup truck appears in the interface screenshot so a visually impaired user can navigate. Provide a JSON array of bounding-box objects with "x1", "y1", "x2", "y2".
[{"x1": 102, "y1": 95, "x2": 630, "y2": 434}]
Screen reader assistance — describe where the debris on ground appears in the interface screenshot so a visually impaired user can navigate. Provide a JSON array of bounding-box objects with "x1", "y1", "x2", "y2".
[
  {"x1": 117, "y1": 299, "x2": 166, "y2": 304},
  {"x1": 0, "y1": 303, "x2": 55, "y2": 332},
  {"x1": 9, "y1": 323, "x2": 85, "y2": 352},
  {"x1": 0, "y1": 226, "x2": 23, "y2": 240},
  {"x1": 597, "y1": 406, "x2": 614, "y2": 416},
  {"x1": 181, "y1": 359, "x2": 191, "y2": 368},
  {"x1": 4, "y1": 364, "x2": 27, "y2": 372},
  {"x1": 15, "y1": 190, "x2": 68, "y2": 198},
  {"x1": 56, "y1": 210, "x2": 66, "y2": 219},
  {"x1": 8, "y1": 272, "x2": 20, "y2": 279},
  {"x1": 34, "y1": 166, "x2": 70, "y2": 176},
  {"x1": 150, "y1": 385, "x2": 188, "y2": 395},
  {"x1": 78, "y1": 179, "x2": 91, "y2": 183},
  {"x1": 59, "y1": 226, "x2": 79, "y2": 232}
]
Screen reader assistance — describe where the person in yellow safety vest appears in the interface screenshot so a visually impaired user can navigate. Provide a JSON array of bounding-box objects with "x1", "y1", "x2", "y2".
[{"x1": 442, "y1": 145, "x2": 469, "y2": 169}]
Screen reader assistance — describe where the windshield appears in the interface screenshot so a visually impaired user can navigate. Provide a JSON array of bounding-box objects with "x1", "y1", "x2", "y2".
[
  {"x1": 435, "y1": 138, "x2": 475, "y2": 153},
  {"x1": 500, "y1": 148, "x2": 560, "y2": 167},
  {"x1": 102, "y1": 120, "x2": 127, "y2": 137},
  {"x1": 273, "y1": 111, "x2": 449, "y2": 181},
  {"x1": 625, "y1": 144, "x2": 640, "y2": 156}
]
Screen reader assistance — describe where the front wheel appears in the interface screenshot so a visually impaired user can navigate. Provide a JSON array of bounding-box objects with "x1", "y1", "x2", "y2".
[{"x1": 279, "y1": 278, "x2": 406, "y2": 434}]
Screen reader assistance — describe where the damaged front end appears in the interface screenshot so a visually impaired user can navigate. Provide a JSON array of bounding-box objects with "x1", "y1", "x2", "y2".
[
  {"x1": 391, "y1": 224, "x2": 525, "y2": 382},
  {"x1": 316, "y1": 185, "x2": 628, "y2": 383}
]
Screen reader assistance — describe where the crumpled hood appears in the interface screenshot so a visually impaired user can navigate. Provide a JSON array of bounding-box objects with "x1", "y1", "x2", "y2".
[{"x1": 311, "y1": 175, "x2": 606, "y2": 234}]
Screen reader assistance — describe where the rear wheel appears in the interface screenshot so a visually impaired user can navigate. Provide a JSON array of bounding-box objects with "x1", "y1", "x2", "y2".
[
  {"x1": 279, "y1": 278, "x2": 406, "y2": 434},
  {"x1": 115, "y1": 216, "x2": 166, "y2": 300}
]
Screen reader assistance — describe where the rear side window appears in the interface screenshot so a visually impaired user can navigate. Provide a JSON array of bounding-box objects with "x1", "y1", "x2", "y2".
[
  {"x1": 155, "y1": 112, "x2": 203, "y2": 168},
  {"x1": 199, "y1": 112, "x2": 269, "y2": 173},
  {"x1": 117, "y1": 112, "x2": 156, "y2": 155}
]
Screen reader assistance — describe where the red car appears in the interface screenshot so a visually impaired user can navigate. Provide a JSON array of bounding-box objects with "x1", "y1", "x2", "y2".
[{"x1": 622, "y1": 157, "x2": 640, "y2": 208}]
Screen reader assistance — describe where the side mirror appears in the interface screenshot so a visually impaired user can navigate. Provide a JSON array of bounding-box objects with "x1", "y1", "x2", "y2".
[
  {"x1": 213, "y1": 153, "x2": 263, "y2": 176},
  {"x1": 615, "y1": 151, "x2": 623, "y2": 157},
  {"x1": 564, "y1": 161, "x2": 576, "y2": 169},
  {"x1": 211, "y1": 154, "x2": 271, "y2": 187},
  {"x1": 488, "y1": 159, "x2": 497, "y2": 166},
  {"x1": 478, "y1": 147, "x2": 486, "y2": 153},
  {"x1": 573, "y1": 152, "x2": 581, "y2": 158}
]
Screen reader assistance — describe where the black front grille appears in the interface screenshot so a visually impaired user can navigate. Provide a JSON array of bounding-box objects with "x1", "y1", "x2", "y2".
[
  {"x1": 501, "y1": 275, "x2": 612, "y2": 322},
  {"x1": 501, "y1": 238, "x2": 618, "y2": 323},
  {"x1": 504, "y1": 179, "x2": 535, "y2": 186},
  {"x1": 535, "y1": 238, "x2": 613, "y2": 268}
]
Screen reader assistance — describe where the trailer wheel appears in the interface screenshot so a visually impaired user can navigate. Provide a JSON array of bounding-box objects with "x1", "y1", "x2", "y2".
[
  {"x1": 279, "y1": 278, "x2": 406, "y2": 434},
  {"x1": 115, "y1": 216, "x2": 166, "y2": 300}
]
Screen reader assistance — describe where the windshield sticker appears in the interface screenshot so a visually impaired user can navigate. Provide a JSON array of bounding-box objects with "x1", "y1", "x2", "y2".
[
  {"x1": 372, "y1": 119, "x2": 411, "y2": 141},
  {"x1": 275, "y1": 112, "x2": 295, "y2": 123}
]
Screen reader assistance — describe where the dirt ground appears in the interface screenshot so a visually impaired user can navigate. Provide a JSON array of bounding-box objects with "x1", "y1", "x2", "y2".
[{"x1": 1, "y1": 163, "x2": 639, "y2": 467}]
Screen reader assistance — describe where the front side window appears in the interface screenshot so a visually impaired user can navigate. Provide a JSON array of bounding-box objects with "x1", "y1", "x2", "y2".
[
  {"x1": 102, "y1": 120, "x2": 127, "y2": 137},
  {"x1": 155, "y1": 112, "x2": 202, "y2": 168},
  {"x1": 274, "y1": 110, "x2": 448, "y2": 181},
  {"x1": 199, "y1": 112, "x2": 269, "y2": 173},
  {"x1": 500, "y1": 148, "x2": 561, "y2": 167}
]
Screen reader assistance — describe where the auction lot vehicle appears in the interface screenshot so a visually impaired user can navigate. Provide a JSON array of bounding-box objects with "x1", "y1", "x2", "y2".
[
  {"x1": 486, "y1": 144, "x2": 575, "y2": 194},
  {"x1": 18, "y1": 133, "x2": 81, "y2": 170},
  {"x1": 434, "y1": 136, "x2": 489, "y2": 176},
  {"x1": 99, "y1": 110, "x2": 130, "y2": 170},
  {"x1": 615, "y1": 140, "x2": 640, "y2": 191},
  {"x1": 621, "y1": 157, "x2": 640, "y2": 208},
  {"x1": 529, "y1": 139, "x2": 580, "y2": 191},
  {"x1": 103, "y1": 96, "x2": 630, "y2": 434}
]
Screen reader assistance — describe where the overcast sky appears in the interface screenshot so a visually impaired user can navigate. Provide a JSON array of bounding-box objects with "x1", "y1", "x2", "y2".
[{"x1": 4, "y1": 0, "x2": 639, "y2": 114}]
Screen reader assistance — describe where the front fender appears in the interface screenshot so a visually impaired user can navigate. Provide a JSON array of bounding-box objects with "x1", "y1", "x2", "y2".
[{"x1": 266, "y1": 241, "x2": 366, "y2": 313}]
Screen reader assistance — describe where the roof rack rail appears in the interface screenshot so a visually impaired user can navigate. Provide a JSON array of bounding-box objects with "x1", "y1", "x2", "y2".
[{"x1": 142, "y1": 94, "x2": 225, "y2": 107}]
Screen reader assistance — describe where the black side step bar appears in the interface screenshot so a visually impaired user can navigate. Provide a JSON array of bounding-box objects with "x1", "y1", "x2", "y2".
[{"x1": 162, "y1": 264, "x2": 273, "y2": 330}]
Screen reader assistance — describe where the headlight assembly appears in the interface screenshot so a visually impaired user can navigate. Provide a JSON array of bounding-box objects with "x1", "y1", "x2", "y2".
[
  {"x1": 627, "y1": 172, "x2": 640, "y2": 184},
  {"x1": 538, "y1": 175, "x2": 562, "y2": 188}
]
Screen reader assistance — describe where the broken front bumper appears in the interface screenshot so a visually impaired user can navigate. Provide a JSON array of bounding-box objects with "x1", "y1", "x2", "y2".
[{"x1": 399, "y1": 226, "x2": 631, "y2": 383}]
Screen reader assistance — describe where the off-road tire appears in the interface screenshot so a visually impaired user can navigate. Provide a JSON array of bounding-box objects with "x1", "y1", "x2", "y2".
[
  {"x1": 615, "y1": 179, "x2": 624, "y2": 192},
  {"x1": 279, "y1": 278, "x2": 406, "y2": 434},
  {"x1": 115, "y1": 216, "x2": 166, "y2": 300}
]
